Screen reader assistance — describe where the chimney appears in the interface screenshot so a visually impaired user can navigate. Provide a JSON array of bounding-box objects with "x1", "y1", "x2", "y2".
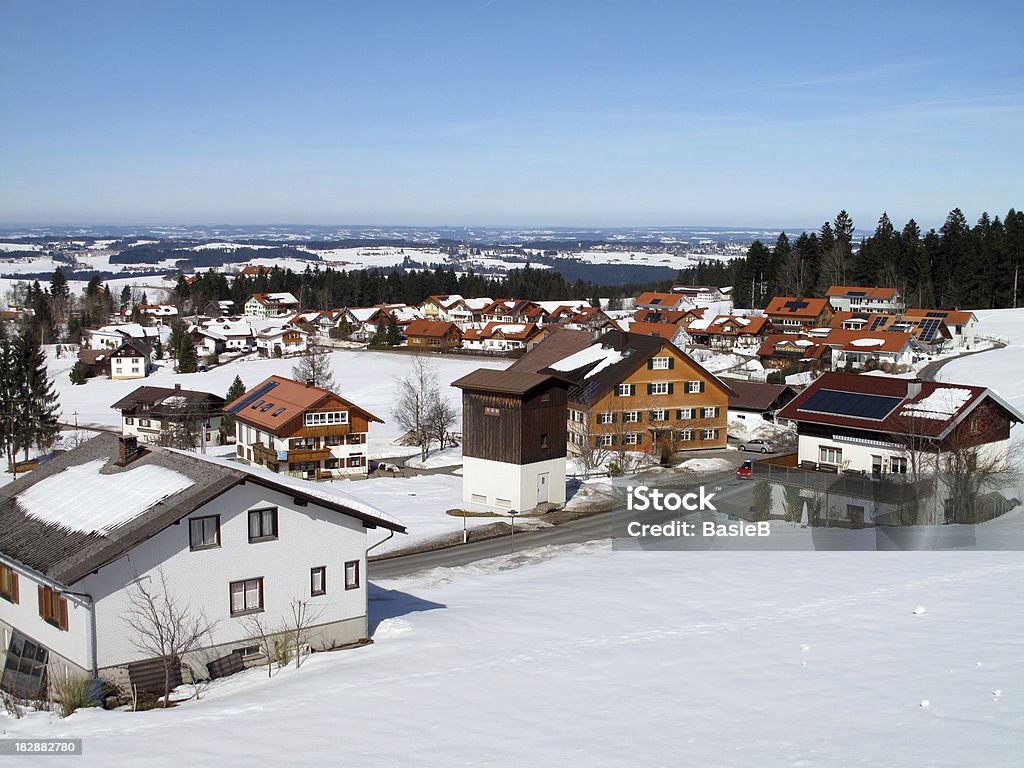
[
  {"x1": 174, "y1": 383, "x2": 181, "y2": 391},
  {"x1": 906, "y1": 379, "x2": 923, "y2": 399},
  {"x1": 306, "y1": 379, "x2": 313, "y2": 387},
  {"x1": 118, "y1": 435, "x2": 140, "y2": 464}
]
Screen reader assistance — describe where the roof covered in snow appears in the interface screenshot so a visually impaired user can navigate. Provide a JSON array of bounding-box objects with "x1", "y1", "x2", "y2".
[{"x1": 0, "y1": 433, "x2": 404, "y2": 585}]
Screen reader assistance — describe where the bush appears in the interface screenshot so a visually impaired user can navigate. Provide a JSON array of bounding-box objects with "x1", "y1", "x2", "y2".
[
  {"x1": 273, "y1": 637, "x2": 292, "y2": 668},
  {"x1": 51, "y1": 671, "x2": 94, "y2": 718}
]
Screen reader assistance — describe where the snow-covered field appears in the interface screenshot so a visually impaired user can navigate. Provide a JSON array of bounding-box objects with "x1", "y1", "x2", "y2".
[
  {"x1": 4, "y1": 544, "x2": 1021, "y2": 767},
  {"x1": 3, "y1": 310, "x2": 1021, "y2": 766}
]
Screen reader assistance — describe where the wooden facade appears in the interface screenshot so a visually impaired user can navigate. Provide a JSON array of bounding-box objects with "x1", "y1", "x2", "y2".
[
  {"x1": 570, "y1": 342, "x2": 731, "y2": 453},
  {"x1": 462, "y1": 384, "x2": 568, "y2": 465}
]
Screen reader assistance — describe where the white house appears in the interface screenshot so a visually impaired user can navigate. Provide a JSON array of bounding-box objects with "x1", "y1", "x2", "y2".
[
  {"x1": 111, "y1": 384, "x2": 226, "y2": 447},
  {"x1": 0, "y1": 433, "x2": 405, "y2": 699},
  {"x1": 901, "y1": 308, "x2": 979, "y2": 349},
  {"x1": 109, "y1": 339, "x2": 153, "y2": 380},
  {"x1": 244, "y1": 293, "x2": 300, "y2": 318},
  {"x1": 84, "y1": 323, "x2": 161, "y2": 350},
  {"x1": 826, "y1": 286, "x2": 905, "y2": 315},
  {"x1": 256, "y1": 325, "x2": 309, "y2": 357}
]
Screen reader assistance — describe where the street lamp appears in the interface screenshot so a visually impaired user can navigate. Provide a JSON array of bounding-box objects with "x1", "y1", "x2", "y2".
[{"x1": 509, "y1": 509, "x2": 519, "y2": 554}]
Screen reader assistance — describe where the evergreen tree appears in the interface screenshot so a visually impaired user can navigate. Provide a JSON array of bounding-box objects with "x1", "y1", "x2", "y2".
[
  {"x1": 221, "y1": 375, "x2": 246, "y2": 439},
  {"x1": 385, "y1": 312, "x2": 401, "y2": 346},
  {"x1": 177, "y1": 335, "x2": 198, "y2": 373},
  {"x1": 370, "y1": 316, "x2": 387, "y2": 346},
  {"x1": 12, "y1": 324, "x2": 60, "y2": 460},
  {"x1": 69, "y1": 360, "x2": 89, "y2": 385},
  {"x1": 153, "y1": 336, "x2": 163, "y2": 360}
]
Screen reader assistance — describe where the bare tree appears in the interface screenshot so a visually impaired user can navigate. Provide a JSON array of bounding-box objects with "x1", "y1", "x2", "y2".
[
  {"x1": 285, "y1": 597, "x2": 324, "y2": 670},
  {"x1": 155, "y1": 396, "x2": 205, "y2": 451},
  {"x1": 393, "y1": 355, "x2": 441, "y2": 462},
  {"x1": 570, "y1": 416, "x2": 610, "y2": 479},
  {"x1": 291, "y1": 343, "x2": 336, "y2": 391},
  {"x1": 429, "y1": 394, "x2": 459, "y2": 451},
  {"x1": 125, "y1": 568, "x2": 218, "y2": 707},
  {"x1": 244, "y1": 614, "x2": 277, "y2": 678}
]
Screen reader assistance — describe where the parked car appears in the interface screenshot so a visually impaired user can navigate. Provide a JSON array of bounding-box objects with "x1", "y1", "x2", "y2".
[
  {"x1": 739, "y1": 439, "x2": 778, "y2": 454},
  {"x1": 736, "y1": 460, "x2": 753, "y2": 479}
]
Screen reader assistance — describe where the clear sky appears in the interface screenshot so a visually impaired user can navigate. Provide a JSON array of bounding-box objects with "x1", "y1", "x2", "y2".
[{"x1": 1, "y1": 1, "x2": 1021, "y2": 231}]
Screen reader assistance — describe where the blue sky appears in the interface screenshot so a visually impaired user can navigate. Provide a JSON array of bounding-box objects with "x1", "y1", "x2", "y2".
[{"x1": 1, "y1": 1, "x2": 1021, "y2": 230}]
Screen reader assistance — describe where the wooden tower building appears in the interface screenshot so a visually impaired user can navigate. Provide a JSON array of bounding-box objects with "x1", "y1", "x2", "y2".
[{"x1": 452, "y1": 369, "x2": 570, "y2": 512}]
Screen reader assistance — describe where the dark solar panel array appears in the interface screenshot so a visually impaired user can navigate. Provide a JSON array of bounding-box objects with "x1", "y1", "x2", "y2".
[
  {"x1": 869, "y1": 316, "x2": 889, "y2": 330},
  {"x1": 848, "y1": 291, "x2": 866, "y2": 296},
  {"x1": 228, "y1": 381, "x2": 279, "y2": 414},
  {"x1": 925, "y1": 311, "x2": 947, "y2": 318},
  {"x1": 801, "y1": 389, "x2": 902, "y2": 420},
  {"x1": 918, "y1": 319, "x2": 941, "y2": 341},
  {"x1": 783, "y1": 299, "x2": 811, "y2": 312}
]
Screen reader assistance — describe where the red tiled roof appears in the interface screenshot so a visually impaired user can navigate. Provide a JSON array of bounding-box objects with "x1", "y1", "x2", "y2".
[
  {"x1": 902, "y1": 308, "x2": 977, "y2": 326},
  {"x1": 228, "y1": 375, "x2": 382, "y2": 434},
  {"x1": 404, "y1": 320, "x2": 461, "y2": 338},
  {"x1": 765, "y1": 296, "x2": 832, "y2": 317}
]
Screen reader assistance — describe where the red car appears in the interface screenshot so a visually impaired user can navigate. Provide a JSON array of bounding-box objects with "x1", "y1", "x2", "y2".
[{"x1": 736, "y1": 460, "x2": 753, "y2": 479}]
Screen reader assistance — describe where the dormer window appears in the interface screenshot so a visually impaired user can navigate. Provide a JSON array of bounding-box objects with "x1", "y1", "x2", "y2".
[{"x1": 305, "y1": 411, "x2": 349, "y2": 426}]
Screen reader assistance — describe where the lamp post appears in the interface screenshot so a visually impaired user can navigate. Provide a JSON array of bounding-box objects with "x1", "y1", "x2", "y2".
[
  {"x1": 463, "y1": 507, "x2": 468, "y2": 545},
  {"x1": 509, "y1": 509, "x2": 519, "y2": 554}
]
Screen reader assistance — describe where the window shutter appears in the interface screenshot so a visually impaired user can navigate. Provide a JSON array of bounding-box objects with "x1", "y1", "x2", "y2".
[
  {"x1": 647, "y1": 359, "x2": 654, "y2": 370},
  {"x1": 630, "y1": 384, "x2": 636, "y2": 396},
  {"x1": 647, "y1": 383, "x2": 653, "y2": 395},
  {"x1": 38, "y1": 585, "x2": 45, "y2": 617},
  {"x1": 699, "y1": 381, "x2": 705, "y2": 393},
  {"x1": 668, "y1": 358, "x2": 675, "y2": 369},
  {"x1": 676, "y1": 409, "x2": 684, "y2": 420},
  {"x1": 58, "y1": 597, "x2": 69, "y2": 631},
  {"x1": 668, "y1": 383, "x2": 674, "y2": 394},
  {"x1": 610, "y1": 435, "x2": 617, "y2": 445},
  {"x1": 715, "y1": 406, "x2": 721, "y2": 417},
  {"x1": 11, "y1": 572, "x2": 18, "y2": 604},
  {"x1": 611, "y1": 412, "x2": 617, "y2": 423}
]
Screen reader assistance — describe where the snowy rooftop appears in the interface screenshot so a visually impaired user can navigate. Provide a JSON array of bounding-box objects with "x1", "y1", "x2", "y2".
[
  {"x1": 17, "y1": 459, "x2": 194, "y2": 535},
  {"x1": 548, "y1": 343, "x2": 627, "y2": 379},
  {"x1": 901, "y1": 387, "x2": 975, "y2": 420},
  {"x1": 849, "y1": 338, "x2": 887, "y2": 347}
]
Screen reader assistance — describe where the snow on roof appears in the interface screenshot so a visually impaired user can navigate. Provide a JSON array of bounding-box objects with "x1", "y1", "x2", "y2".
[
  {"x1": 266, "y1": 292, "x2": 298, "y2": 303},
  {"x1": 900, "y1": 387, "x2": 974, "y2": 420},
  {"x1": 549, "y1": 343, "x2": 626, "y2": 378},
  {"x1": 461, "y1": 298, "x2": 493, "y2": 310},
  {"x1": 534, "y1": 300, "x2": 590, "y2": 314},
  {"x1": 348, "y1": 307, "x2": 381, "y2": 322},
  {"x1": 793, "y1": 339, "x2": 814, "y2": 346},
  {"x1": 493, "y1": 324, "x2": 527, "y2": 334},
  {"x1": 687, "y1": 317, "x2": 713, "y2": 331},
  {"x1": 849, "y1": 338, "x2": 887, "y2": 347},
  {"x1": 17, "y1": 459, "x2": 195, "y2": 535}
]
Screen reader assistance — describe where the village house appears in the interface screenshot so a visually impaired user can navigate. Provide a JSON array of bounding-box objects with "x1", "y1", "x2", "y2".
[
  {"x1": 828, "y1": 312, "x2": 952, "y2": 355},
  {"x1": 83, "y1": 323, "x2": 161, "y2": 350},
  {"x1": 825, "y1": 286, "x2": 905, "y2": 315},
  {"x1": 765, "y1": 297, "x2": 834, "y2": 332},
  {"x1": 756, "y1": 334, "x2": 833, "y2": 371},
  {"x1": 901, "y1": 308, "x2": 979, "y2": 349},
  {"x1": 289, "y1": 310, "x2": 341, "y2": 339},
  {"x1": 513, "y1": 329, "x2": 733, "y2": 456},
  {"x1": 621, "y1": 321, "x2": 690, "y2": 347},
  {"x1": 121, "y1": 304, "x2": 179, "y2": 325},
  {"x1": 230, "y1": 375, "x2": 382, "y2": 479},
  {"x1": 112, "y1": 384, "x2": 226, "y2": 447},
  {"x1": 191, "y1": 317, "x2": 257, "y2": 355},
  {"x1": 633, "y1": 306, "x2": 706, "y2": 327},
  {"x1": 461, "y1": 322, "x2": 548, "y2": 353},
  {"x1": 685, "y1": 314, "x2": 771, "y2": 350},
  {"x1": 243, "y1": 292, "x2": 300, "y2": 318},
  {"x1": 256, "y1": 325, "x2": 309, "y2": 357},
  {"x1": 670, "y1": 285, "x2": 729, "y2": 306},
  {"x1": 418, "y1": 294, "x2": 467, "y2": 322},
  {"x1": 771, "y1": 372, "x2": 1023, "y2": 525},
  {"x1": 109, "y1": 339, "x2": 154, "y2": 380},
  {"x1": 404, "y1": 319, "x2": 463, "y2": 350},
  {"x1": 812, "y1": 328, "x2": 917, "y2": 370},
  {"x1": 480, "y1": 299, "x2": 537, "y2": 325},
  {"x1": 724, "y1": 379, "x2": 797, "y2": 422},
  {"x1": 200, "y1": 299, "x2": 235, "y2": 317},
  {"x1": 633, "y1": 292, "x2": 695, "y2": 312},
  {"x1": 0, "y1": 433, "x2": 404, "y2": 699}
]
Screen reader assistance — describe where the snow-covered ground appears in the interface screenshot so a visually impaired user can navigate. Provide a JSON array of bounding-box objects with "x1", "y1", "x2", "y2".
[
  {"x1": 4, "y1": 544, "x2": 1020, "y2": 767},
  {"x1": 48, "y1": 347, "x2": 511, "y2": 458}
]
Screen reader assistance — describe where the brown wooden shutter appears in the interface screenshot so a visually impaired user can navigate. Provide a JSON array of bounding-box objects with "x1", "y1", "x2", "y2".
[
  {"x1": 667, "y1": 383, "x2": 674, "y2": 395},
  {"x1": 38, "y1": 585, "x2": 45, "y2": 617},
  {"x1": 10, "y1": 572, "x2": 17, "y2": 604},
  {"x1": 58, "y1": 596, "x2": 69, "y2": 631},
  {"x1": 668, "y1": 358, "x2": 675, "y2": 369},
  {"x1": 647, "y1": 383, "x2": 653, "y2": 395}
]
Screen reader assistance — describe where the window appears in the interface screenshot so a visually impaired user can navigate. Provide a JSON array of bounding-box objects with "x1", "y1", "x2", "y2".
[
  {"x1": 250, "y1": 399, "x2": 265, "y2": 410},
  {"x1": 569, "y1": 410, "x2": 584, "y2": 423},
  {"x1": 248, "y1": 507, "x2": 279, "y2": 542},
  {"x1": 229, "y1": 578, "x2": 264, "y2": 616},
  {"x1": 701, "y1": 406, "x2": 719, "y2": 419},
  {"x1": 650, "y1": 382, "x2": 670, "y2": 395},
  {"x1": 677, "y1": 429, "x2": 693, "y2": 442},
  {"x1": 890, "y1": 456, "x2": 908, "y2": 474},
  {"x1": 615, "y1": 384, "x2": 633, "y2": 397},
  {"x1": 624, "y1": 433, "x2": 641, "y2": 445},
  {"x1": 0, "y1": 564, "x2": 18, "y2": 604},
  {"x1": 676, "y1": 408, "x2": 694, "y2": 420},
  {"x1": 305, "y1": 411, "x2": 350, "y2": 427},
  {"x1": 189, "y1": 515, "x2": 220, "y2": 550},
  {"x1": 139, "y1": 419, "x2": 151, "y2": 427},
  {"x1": 650, "y1": 409, "x2": 668, "y2": 422},
  {"x1": 686, "y1": 381, "x2": 703, "y2": 394},
  {"x1": 344, "y1": 560, "x2": 360, "y2": 590},
  {"x1": 624, "y1": 411, "x2": 640, "y2": 423},
  {"x1": 38, "y1": 586, "x2": 68, "y2": 630},
  {"x1": 819, "y1": 446, "x2": 842, "y2": 465},
  {"x1": 125, "y1": 417, "x2": 134, "y2": 425},
  {"x1": 596, "y1": 412, "x2": 615, "y2": 425},
  {"x1": 598, "y1": 434, "x2": 614, "y2": 446},
  {"x1": 540, "y1": 433, "x2": 549, "y2": 449},
  {"x1": 651, "y1": 357, "x2": 670, "y2": 370},
  {"x1": 484, "y1": 406, "x2": 500, "y2": 417},
  {"x1": 701, "y1": 429, "x2": 719, "y2": 440},
  {"x1": 311, "y1": 567, "x2": 326, "y2": 596}
]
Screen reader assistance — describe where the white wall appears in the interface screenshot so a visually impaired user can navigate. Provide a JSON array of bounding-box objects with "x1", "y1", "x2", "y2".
[
  {"x1": 463, "y1": 456, "x2": 566, "y2": 511},
  {"x1": 75, "y1": 483, "x2": 371, "y2": 670},
  {"x1": 0, "y1": 559, "x2": 94, "y2": 673}
]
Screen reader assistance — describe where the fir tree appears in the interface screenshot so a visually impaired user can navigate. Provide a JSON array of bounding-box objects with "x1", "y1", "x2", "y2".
[
  {"x1": 12, "y1": 324, "x2": 60, "y2": 461},
  {"x1": 385, "y1": 312, "x2": 402, "y2": 346},
  {"x1": 177, "y1": 335, "x2": 198, "y2": 373}
]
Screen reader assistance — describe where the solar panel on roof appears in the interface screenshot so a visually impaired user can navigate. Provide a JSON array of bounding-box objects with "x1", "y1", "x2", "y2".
[
  {"x1": 869, "y1": 316, "x2": 888, "y2": 330},
  {"x1": 925, "y1": 311, "x2": 946, "y2": 318},
  {"x1": 918, "y1": 318, "x2": 941, "y2": 342},
  {"x1": 801, "y1": 389, "x2": 902, "y2": 420},
  {"x1": 228, "y1": 381, "x2": 279, "y2": 414}
]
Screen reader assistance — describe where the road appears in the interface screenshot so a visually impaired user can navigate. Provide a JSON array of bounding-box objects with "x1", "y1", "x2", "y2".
[
  {"x1": 368, "y1": 467, "x2": 755, "y2": 580},
  {"x1": 917, "y1": 341, "x2": 1003, "y2": 381}
]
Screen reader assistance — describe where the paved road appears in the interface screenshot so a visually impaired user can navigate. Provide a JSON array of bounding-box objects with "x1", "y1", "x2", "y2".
[
  {"x1": 368, "y1": 467, "x2": 755, "y2": 580},
  {"x1": 917, "y1": 342, "x2": 1003, "y2": 381}
]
